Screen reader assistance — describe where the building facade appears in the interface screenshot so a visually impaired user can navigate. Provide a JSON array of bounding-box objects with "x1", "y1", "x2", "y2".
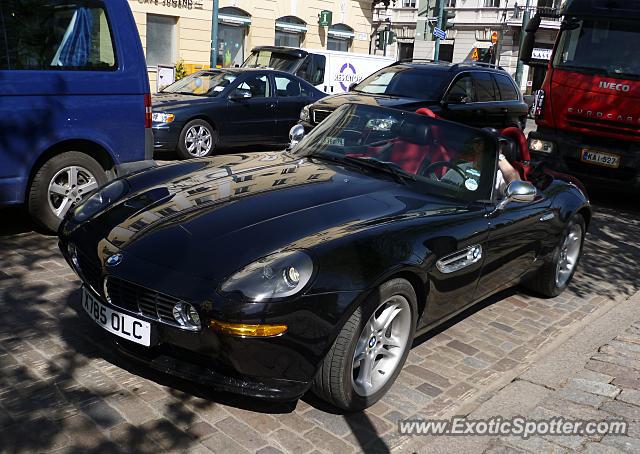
[
  {"x1": 372, "y1": 1, "x2": 418, "y2": 60},
  {"x1": 128, "y1": 0, "x2": 375, "y2": 91},
  {"x1": 413, "y1": 0, "x2": 561, "y2": 93}
]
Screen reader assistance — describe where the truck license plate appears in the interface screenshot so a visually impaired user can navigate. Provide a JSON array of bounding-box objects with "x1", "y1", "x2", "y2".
[
  {"x1": 580, "y1": 149, "x2": 620, "y2": 168},
  {"x1": 82, "y1": 287, "x2": 151, "y2": 346}
]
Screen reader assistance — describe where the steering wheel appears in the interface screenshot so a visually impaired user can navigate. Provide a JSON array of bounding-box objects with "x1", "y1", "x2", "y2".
[{"x1": 422, "y1": 161, "x2": 467, "y2": 181}]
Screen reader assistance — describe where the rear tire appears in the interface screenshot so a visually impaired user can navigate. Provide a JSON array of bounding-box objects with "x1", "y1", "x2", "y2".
[
  {"x1": 523, "y1": 214, "x2": 585, "y2": 297},
  {"x1": 312, "y1": 278, "x2": 417, "y2": 411},
  {"x1": 28, "y1": 152, "x2": 106, "y2": 233},
  {"x1": 177, "y1": 119, "x2": 216, "y2": 159}
]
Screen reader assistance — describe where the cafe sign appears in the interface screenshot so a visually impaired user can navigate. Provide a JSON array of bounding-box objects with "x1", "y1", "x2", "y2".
[{"x1": 138, "y1": 0, "x2": 204, "y2": 9}]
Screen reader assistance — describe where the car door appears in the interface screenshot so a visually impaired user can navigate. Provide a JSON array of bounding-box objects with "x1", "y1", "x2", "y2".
[
  {"x1": 474, "y1": 189, "x2": 554, "y2": 301},
  {"x1": 493, "y1": 73, "x2": 523, "y2": 128},
  {"x1": 471, "y1": 72, "x2": 504, "y2": 129},
  {"x1": 441, "y1": 73, "x2": 476, "y2": 126},
  {"x1": 272, "y1": 73, "x2": 310, "y2": 142},
  {"x1": 224, "y1": 73, "x2": 276, "y2": 144}
]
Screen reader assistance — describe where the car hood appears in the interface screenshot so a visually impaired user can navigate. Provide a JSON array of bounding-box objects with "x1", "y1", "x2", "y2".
[
  {"x1": 152, "y1": 92, "x2": 220, "y2": 111},
  {"x1": 84, "y1": 151, "x2": 441, "y2": 282},
  {"x1": 311, "y1": 92, "x2": 436, "y2": 111}
]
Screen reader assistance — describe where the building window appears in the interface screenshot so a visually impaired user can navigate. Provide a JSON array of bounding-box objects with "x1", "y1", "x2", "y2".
[
  {"x1": 275, "y1": 16, "x2": 307, "y2": 47},
  {"x1": 446, "y1": 0, "x2": 457, "y2": 7},
  {"x1": 146, "y1": 14, "x2": 176, "y2": 67},
  {"x1": 218, "y1": 7, "x2": 251, "y2": 67},
  {"x1": 402, "y1": 0, "x2": 416, "y2": 7},
  {"x1": 327, "y1": 24, "x2": 355, "y2": 52},
  {"x1": 483, "y1": 0, "x2": 500, "y2": 7}
]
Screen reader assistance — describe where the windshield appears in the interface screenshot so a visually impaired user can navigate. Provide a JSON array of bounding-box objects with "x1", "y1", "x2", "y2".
[
  {"x1": 554, "y1": 18, "x2": 640, "y2": 78},
  {"x1": 353, "y1": 66, "x2": 449, "y2": 99},
  {"x1": 242, "y1": 51, "x2": 300, "y2": 72},
  {"x1": 161, "y1": 71, "x2": 237, "y2": 96},
  {"x1": 294, "y1": 104, "x2": 497, "y2": 202}
]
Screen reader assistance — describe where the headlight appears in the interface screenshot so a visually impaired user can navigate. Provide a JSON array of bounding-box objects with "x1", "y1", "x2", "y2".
[
  {"x1": 300, "y1": 104, "x2": 311, "y2": 122},
  {"x1": 172, "y1": 302, "x2": 201, "y2": 330},
  {"x1": 220, "y1": 250, "x2": 314, "y2": 301},
  {"x1": 152, "y1": 112, "x2": 175, "y2": 123},
  {"x1": 529, "y1": 138, "x2": 554, "y2": 154},
  {"x1": 73, "y1": 179, "x2": 126, "y2": 222}
]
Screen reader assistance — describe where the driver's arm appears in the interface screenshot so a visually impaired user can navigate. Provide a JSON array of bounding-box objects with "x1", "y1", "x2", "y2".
[{"x1": 498, "y1": 154, "x2": 521, "y2": 185}]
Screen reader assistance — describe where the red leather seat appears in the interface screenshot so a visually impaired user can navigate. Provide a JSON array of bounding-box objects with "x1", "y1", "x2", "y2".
[{"x1": 500, "y1": 127, "x2": 532, "y2": 181}]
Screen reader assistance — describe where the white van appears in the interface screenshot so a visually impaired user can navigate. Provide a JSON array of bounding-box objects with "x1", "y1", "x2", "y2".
[{"x1": 242, "y1": 46, "x2": 395, "y2": 94}]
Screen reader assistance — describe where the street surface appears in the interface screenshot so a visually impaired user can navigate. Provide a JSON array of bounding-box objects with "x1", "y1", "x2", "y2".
[{"x1": 0, "y1": 190, "x2": 639, "y2": 453}]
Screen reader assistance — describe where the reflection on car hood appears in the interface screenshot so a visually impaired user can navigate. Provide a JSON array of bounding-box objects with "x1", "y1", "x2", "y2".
[
  {"x1": 88, "y1": 152, "x2": 453, "y2": 281},
  {"x1": 312, "y1": 92, "x2": 437, "y2": 111},
  {"x1": 152, "y1": 92, "x2": 218, "y2": 110}
]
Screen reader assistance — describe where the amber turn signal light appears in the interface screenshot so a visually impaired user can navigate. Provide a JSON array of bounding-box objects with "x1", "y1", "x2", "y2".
[{"x1": 209, "y1": 319, "x2": 288, "y2": 337}]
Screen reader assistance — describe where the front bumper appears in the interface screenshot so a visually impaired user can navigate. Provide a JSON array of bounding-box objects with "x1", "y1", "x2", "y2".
[
  {"x1": 60, "y1": 240, "x2": 360, "y2": 402},
  {"x1": 529, "y1": 128, "x2": 640, "y2": 190},
  {"x1": 152, "y1": 124, "x2": 181, "y2": 151}
]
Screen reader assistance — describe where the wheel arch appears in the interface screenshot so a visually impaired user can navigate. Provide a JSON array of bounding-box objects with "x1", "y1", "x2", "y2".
[{"x1": 26, "y1": 139, "x2": 114, "y2": 202}]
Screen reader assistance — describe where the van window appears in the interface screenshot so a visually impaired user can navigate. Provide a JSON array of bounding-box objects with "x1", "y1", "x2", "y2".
[
  {"x1": 295, "y1": 54, "x2": 325, "y2": 86},
  {"x1": 0, "y1": 1, "x2": 116, "y2": 71}
]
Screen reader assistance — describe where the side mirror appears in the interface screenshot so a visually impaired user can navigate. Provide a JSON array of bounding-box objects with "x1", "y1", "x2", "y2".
[
  {"x1": 490, "y1": 181, "x2": 537, "y2": 216},
  {"x1": 348, "y1": 82, "x2": 357, "y2": 92},
  {"x1": 525, "y1": 14, "x2": 541, "y2": 33},
  {"x1": 520, "y1": 32, "x2": 536, "y2": 64},
  {"x1": 289, "y1": 124, "x2": 305, "y2": 148},
  {"x1": 229, "y1": 89, "x2": 252, "y2": 100}
]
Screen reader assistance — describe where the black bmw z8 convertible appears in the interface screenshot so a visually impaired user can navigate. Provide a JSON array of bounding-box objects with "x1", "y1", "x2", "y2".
[{"x1": 59, "y1": 104, "x2": 590, "y2": 411}]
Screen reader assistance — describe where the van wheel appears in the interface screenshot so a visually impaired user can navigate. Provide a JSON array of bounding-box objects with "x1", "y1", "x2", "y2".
[
  {"x1": 177, "y1": 119, "x2": 216, "y2": 159},
  {"x1": 28, "y1": 152, "x2": 107, "y2": 233}
]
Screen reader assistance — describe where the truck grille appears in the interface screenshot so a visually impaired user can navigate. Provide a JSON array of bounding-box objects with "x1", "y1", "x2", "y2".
[
  {"x1": 566, "y1": 115, "x2": 640, "y2": 138},
  {"x1": 105, "y1": 277, "x2": 180, "y2": 326},
  {"x1": 312, "y1": 109, "x2": 333, "y2": 124}
]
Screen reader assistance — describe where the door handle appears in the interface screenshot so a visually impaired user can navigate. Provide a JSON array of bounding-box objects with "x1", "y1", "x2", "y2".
[{"x1": 500, "y1": 108, "x2": 509, "y2": 114}]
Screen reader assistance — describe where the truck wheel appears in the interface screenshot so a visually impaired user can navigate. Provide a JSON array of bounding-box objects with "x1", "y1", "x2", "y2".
[
  {"x1": 177, "y1": 119, "x2": 216, "y2": 159},
  {"x1": 523, "y1": 214, "x2": 585, "y2": 297},
  {"x1": 312, "y1": 278, "x2": 417, "y2": 411},
  {"x1": 28, "y1": 152, "x2": 107, "y2": 233}
]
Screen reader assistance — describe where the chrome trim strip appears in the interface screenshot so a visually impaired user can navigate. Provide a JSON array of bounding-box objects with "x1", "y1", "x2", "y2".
[
  {"x1": 436, "y1": 244, "x2": 483, "y2": 274},
  {"x1": 540, "y1": 212, "x2": 555, "y2": 222}
]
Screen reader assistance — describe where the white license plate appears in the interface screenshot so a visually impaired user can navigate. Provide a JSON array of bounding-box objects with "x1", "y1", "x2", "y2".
[
  {"x1": 82, "y1": 288, "x2": 151, "y2": 347},
  {"x1": 580, "y1": 149, "x2": 620, "y2": 168}
]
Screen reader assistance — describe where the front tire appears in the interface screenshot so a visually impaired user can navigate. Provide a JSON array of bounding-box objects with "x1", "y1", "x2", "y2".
[
  {"x1": 312, "y1": 278, "x2": 417, "y2": 411},
  {"x1": 177, "y1": 119, "x2": 216, "y2": 159},
  {"x1": 523, "y1": 213, "x2": 585, "y2": 297},
  {"x1": 28, "y1": 152, "x2": 106, "y2": 233}
]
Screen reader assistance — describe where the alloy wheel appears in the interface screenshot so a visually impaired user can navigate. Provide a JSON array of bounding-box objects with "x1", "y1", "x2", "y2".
[
  {"x1": 184, "y1": 125, "x2": 213, "y2": 157},
  {"x1": 47, "y1": 165, "x2": 98, "y2": 219},
  {"x1": 555, "y1": 223, "x2": 582, "y2": 287},
  {"x1": 351, "y1": 295, "x2": 412, "y2": 397}
]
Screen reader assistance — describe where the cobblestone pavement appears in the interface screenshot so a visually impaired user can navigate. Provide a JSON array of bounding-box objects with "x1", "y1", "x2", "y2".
[
  {"x1": 0, "y1": 195, "x2": 639, "y2": 453},
  {"x1": 487, "y1": 319, "x2": 640, "y2": 453}
]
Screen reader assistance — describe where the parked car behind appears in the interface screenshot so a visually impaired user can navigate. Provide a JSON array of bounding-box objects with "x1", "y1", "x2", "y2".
[
  {"x1": 0, "y1": 0, "x2": 154, "y2": 232},
  {"x1": 299, "y1": 61, "x2": 529, "y2": 132},
  {"x1": 152, "y1": 69, "x2": 325, "y2": 159},
  {"x1": 242, "y1": 46, "x2": 395, "y2": 94}
]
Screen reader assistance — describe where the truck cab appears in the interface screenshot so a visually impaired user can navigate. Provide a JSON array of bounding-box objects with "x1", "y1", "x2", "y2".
[{"x1": 521, "y1": 0, "x2": 640, "y2": 190}]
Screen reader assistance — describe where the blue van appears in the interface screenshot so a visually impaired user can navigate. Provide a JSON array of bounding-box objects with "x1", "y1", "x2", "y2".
[{"x1": 0, "y1": 0, "x2": 154, "y2": 231}]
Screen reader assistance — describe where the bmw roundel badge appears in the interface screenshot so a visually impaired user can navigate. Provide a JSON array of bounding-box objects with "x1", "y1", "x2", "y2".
[{"x1": 105, "y1": 253, "x2": 123, "y2": 267}]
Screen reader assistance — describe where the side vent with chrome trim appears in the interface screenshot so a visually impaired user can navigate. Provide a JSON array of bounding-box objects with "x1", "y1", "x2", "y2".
[{"x1": 436, "y1": 245, "x2": 483, "y2": 274}]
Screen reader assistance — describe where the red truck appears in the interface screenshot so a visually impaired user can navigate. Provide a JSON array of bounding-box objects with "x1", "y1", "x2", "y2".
[{"x1": 520, "y1": 0, "x2": 640, "y2": 190}]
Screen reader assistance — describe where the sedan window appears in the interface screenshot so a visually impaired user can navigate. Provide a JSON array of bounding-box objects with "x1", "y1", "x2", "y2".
[
  {"x1": 274, "y1": 75, "x2": 302, "y2": 97},
  {"x1": 235, "y1": 75, "x2": 270, "y2": 98},
  {"x1": 162, "y1": 71, "x2": 237, "y2": 96}
]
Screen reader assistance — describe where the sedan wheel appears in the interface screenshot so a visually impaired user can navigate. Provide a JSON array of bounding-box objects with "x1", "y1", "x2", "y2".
[
  {"x1": 312, "y1": 278, "x2": 417, "y2": 411},
  {"x1": 352, "y1": 295, "x2": 412, "y2": 397},
  {"x1": 177, "y1": 119, "x2": 216, "y2": 159}
]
